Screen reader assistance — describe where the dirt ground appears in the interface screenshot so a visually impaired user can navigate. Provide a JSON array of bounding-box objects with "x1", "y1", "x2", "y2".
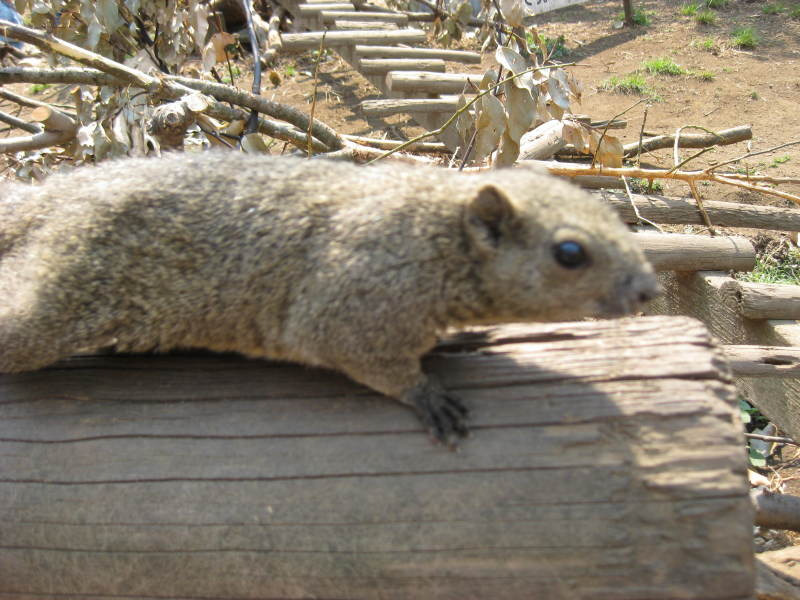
[{"x1": 270, "y1": 0, "x2": 799, "y2": 202}]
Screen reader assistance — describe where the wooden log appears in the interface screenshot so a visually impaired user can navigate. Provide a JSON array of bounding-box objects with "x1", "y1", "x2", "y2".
[
  {"x1": 0, "y1": 317, "x2": 754, "y2": 599},
  {"x1": 572, "y1": 175, "x2": 625, "y2": 189},
  {"x1": 386, "y1": 70, "x2": 480, "y2": 94},
  {"x1": 634, "y1": 232, "x2": 756, "y2": 272},
  {"x1": 623, "y1": 125, "x2": 753, "y2": 157},
  {"x1": 354, "y1": 44, "x2": 482, "y2": 63},
  {"x1": 281, "y1": 28, "x2": 426, "y2": 50},
  {"x1": 723, "y1": 345, "x2": 800, "y2": 377},
  {"x1": 296, "y1": 2, "x2": 355, "y2": 15},
  {"x1": 599, "y1": 191, "x2": 800, "y2": 232},
  {"x1": 359, "y1": 57, "x2": 446, "y2": 74},
  {"x1": 720, "y1": 280, "x2": 800, "y2": 320},
  {"x1": 343, "y1": 134, "x2": 448, "y2": 152},
  {"x1": 321, "y1": 10, "x2": 409, "y2": 23},
  {"x1": 333, "y1": 19, "x2": 398, "y2": 29},
  {"x1": 647, "y1": 271, "x2": 800, "y2": 443},
  {"x1": 360, "y1": 96, "x2": 462, "y2": 116}
]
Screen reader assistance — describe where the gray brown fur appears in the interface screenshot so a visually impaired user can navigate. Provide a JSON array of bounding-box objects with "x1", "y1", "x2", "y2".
[{"x1": 0, "y1": 153, "x2": 658, "y2": 442}]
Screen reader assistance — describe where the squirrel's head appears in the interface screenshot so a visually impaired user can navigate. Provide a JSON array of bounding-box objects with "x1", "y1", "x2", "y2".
[{"x1": 462, "y1": 172, "x2": 660, "y2": 323}]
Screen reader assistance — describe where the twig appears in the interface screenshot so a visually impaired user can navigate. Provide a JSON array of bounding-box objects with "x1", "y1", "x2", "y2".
[
  {"x1": 307, "y1": 29, "x2": 327, "y2": 157},
  {"x1": 635, "y1": 104, "x2": 649, "y2": 168},
  {"x1": 687, "y1": 179, "x2": 716, "y2": 234},
  {"x1": 241, "y1": 0, "x2": 263, "y2": 135},
  {"x1": 365, "y1": 61, "x2": 580, "y2": 165},
  {"x1": 620, "y1": 176, "x2": 663, "y2": 232},
  {"x1": 590, "y1": 98, "x2": 646, "y2": 169},
  {"x1": 746, "y1": 433, "x2": 799, "y2": 446},
  {"x1": 0, "y1": 110, "x2": 41, "y2": 134},
  {"x1": 707, "y1": 139, "x2": 800, "y2": 173}
]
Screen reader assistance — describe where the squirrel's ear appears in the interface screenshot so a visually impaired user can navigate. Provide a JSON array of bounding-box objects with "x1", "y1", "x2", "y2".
[{"x1": 464, "y1": 185, "x2": 516, "y2": 253}]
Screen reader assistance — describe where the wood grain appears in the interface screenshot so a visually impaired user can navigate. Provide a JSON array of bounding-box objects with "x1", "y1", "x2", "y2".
[{"x1": 0, "y1": 317, "x2": 753, "y2": 599}]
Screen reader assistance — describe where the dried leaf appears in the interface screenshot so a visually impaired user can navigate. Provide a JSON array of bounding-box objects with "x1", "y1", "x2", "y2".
[
  {"x1": 96, "y1": 0, "x2": 122, "y2": 31},
  {"x1": 211, "y1": 31, "x2": 237, "y2": 63},
  {"x1": 473, "y1": 93, "x2": 506, "y2": 161},
  {"x1": 241, "y1": 133, "x2": 271, "y2": 154},
  {"x1": 590, "y1": 131, "x2": 624, "y2": 168},
  {"x1": 500, "y1": 0, "x2": 524, "y2": 28},
  {"x1": 505, "y1": 84, "x2": 535, "y2": 141},
  {"x1": 495, "y1": 129, "x2": 520, "y2": 167},
  {"x1": 455, "y1": 94, "x2": 474, "y2": 147},
  {"x1": 547, "y1": 75, "x2": 571, "y2": 110},
  {"x1": 453, "y1": 0, "x2": 473, "y2": 26},
  {"x1": 495, "y1": 46, "x2": 532, "y2": 89}
]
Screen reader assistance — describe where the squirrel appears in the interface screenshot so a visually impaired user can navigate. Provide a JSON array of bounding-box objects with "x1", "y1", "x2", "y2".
[{"x1": 0, "y1": 152, "x2": 659, "y2": 444}]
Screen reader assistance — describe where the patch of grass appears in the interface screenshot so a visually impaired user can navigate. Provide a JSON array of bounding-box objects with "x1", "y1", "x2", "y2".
[
  {"x1": 705, "y1": 0, "x2": 728, "y2": 8},
  {"x1": 680, "y1": 2, "x2": 699, "y2": 15},
  {"x1": 762, "y1": 2, "x2": 786, "y2": 13},
  {"x1": 628, "y1": 178, "x2": 664, "y2": 193},
  {"x1": 693, "y1": 37, "x2": 718, "y2": 51},
  {"x1": 284, "y1": 64, "x2": 297, "y2": 77},
  {"x1": 731, "y1": 26, "x2": 760, "y2": 49},
  {"x1": 750, "y1": 90, "x2": 760, "y2": 100},
  {"x1": 694, "y1": 70, "x2": 716, "y2": 81},
  {"x1": 642, "y1": 57, "x2": 686, "y2": 75},
  {"x1": 528, "y1": 34, "x2": 569, "y2": 61},
  {"x1": 790, "y1": 5, "x2": 800, "y2": 18},
  {"x1": 600, "y1": 73, "x2": 656, "y2": 97},
  {"x1": 770, "y1": 155, "x2": 792, "y2": 167},
  {"x1": 740, "y1": 244, "x2": 800, "y2": 285},
  {"x1": 618, "y1": 9, "x2": 652, "y2": 25},
  {"x1": 29, "y1": 83, "x2": 51, "y2": 94},
  {"x1": 695, "y1": 9, "x2": 716, "y2": 24}
]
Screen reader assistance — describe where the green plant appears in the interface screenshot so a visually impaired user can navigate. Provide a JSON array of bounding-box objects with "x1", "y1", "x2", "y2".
[
  {"x1": 618, "y1": 9, "x2": 651, "y2": 25},
  {"x1": 790, "y1": 5, "x2": 800, "y2": 18},
  {"x1": 692, "y1": 37, "x2": 718, "y2": 51},
  {"x1": 695, "y1": 9, "x2": 716, "y2": 24},
  {"x1": 731, "y1": 26, "x2": 760, "y2": 48},
  {"x1": 628, "y1": 178, "x2": 664, "y2": 193},
  {"x1": 29, "y1": 83, "x2": 51, "y2": 94},
  {"x1": 695, "y1": 70, "x2": 716, "y2": 81},
  {"x1": 680, "y1": 2, "x2": 699, "y2": 15},
  {"x1": 284, "y1": 64, "x2": 297, "y2": 77},
  {"x1": 527, "y1": 33, "x2": 569, "y2": 60},
  {"x1": 600, "y1": 74, "x2": 657, "y2": 97},
  {"x1": 770, "y1": 155, "x2": 791, "y2": 167},
  {"x1": 740, "y1": 244, "x2": 800, "y2": 285},
  {"x1": 762, "y1": 2, "x2": 785, "y2": 13},
  {"x1": 642, "y1": 57, "x2": 686, "y2": 75},
  {"x1": 705, "y1": 0, "x2": 728, "y2": 8}
]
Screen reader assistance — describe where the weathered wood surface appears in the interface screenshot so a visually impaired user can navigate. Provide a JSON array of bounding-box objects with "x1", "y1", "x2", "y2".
[
  {"x1": 648, "y1": 271, "x2": 800, "y2": 442},
  {"x1": 0, "y1": 317, "x2": 753, "y2": 599},
  {"x1": 360, "y1": 96, "x2": 463, "y2": 116},
  {"x1": 354, "y1": 44, "x2": 481, "y2": 63},
  {"x1": 722, "y1": 280, "x2": 800, "y2": 320},
  {"x1": 635, "y1": 232, "x2": 756, "y2": 272},
  {"x1": 321, "y1": 10, "x2": 409, "y2": 23},
  {"x1": 385, "y1": 70, "x2": 479, "y2": 94},
  {"x1": 723, "y1": 345, "x2": 800, "y2": 377},
  {"x1": 359, "y1": 58, "x2": 446, "y2": 74},
  {"x1": 281, "y1": 28, "x2": 426, "y2": 50},
  {"x1": 296, "y1": 2, "x2": 355, "y2": 15},
  {"x1": 622, "y1": 125, "x2": 752, "y2": 157},
  {"x1": 333, "y1": 19, "x2": 398, "y2": 29},
  {"x1": 599, "y1": 191, "x2": 800, "y2": 231}
]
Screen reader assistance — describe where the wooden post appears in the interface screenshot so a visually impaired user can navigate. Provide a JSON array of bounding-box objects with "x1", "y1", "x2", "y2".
[{"x1": 0, "y1": 317, "x2": 754, "y2": 599}]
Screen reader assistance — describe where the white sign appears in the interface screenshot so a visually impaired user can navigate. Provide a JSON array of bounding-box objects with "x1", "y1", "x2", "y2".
[{"x1": 523, "y1": 0, "x2": 589, "y2": 15}]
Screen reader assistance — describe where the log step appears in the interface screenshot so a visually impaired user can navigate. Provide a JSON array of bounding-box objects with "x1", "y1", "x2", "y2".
[
  {"x1": 360, "y1": 96, "x2": 462, "y2": 116},
  {"x1": 724, "y1": 345, "x2": 800, "y2": 377},
  {"x1": 600, "y1": 191, "x2": 800, "y2": 232},
  {"x1": 359, "y1": 58, "x2": 446, "y2": 74},
  {"x1": 320, "y1": 10, "x2": 409, "y2": 23},
  {"x1": 635, "y1": 232, "x2": 756, "y2": 272},
  {"x1": 334, "y1": 19, "x2": 398, "y2": 29},
  {"x1": 296, "y1": 2, "x2": 355, "y2": 15},
  {"x1": 281, "y1": 28, "x2": 427, "y2": 50},
  {"x1": 354, "y1": 44, "x2": 482, "y2": 63},
  {"x1": 386, "y1": 70, "x2": 481, "y2": 94},
  {"x1": 720, "y1": 280, "x2": 800, "y2": 320}
]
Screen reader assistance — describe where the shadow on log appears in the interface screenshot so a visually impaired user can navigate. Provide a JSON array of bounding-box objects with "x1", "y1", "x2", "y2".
[{"x1": 0, "y1": 316, "x2": 753, "y2": 599}]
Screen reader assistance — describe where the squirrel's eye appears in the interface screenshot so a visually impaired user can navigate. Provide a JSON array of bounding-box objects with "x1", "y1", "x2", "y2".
[{"x1": 553, "y1": 240, "x2": 589, "y2": 269}]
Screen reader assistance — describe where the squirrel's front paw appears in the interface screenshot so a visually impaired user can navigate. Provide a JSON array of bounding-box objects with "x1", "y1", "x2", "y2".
[{"x1": 408, "y1": 382, "x2": 470, "y2": 447}]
